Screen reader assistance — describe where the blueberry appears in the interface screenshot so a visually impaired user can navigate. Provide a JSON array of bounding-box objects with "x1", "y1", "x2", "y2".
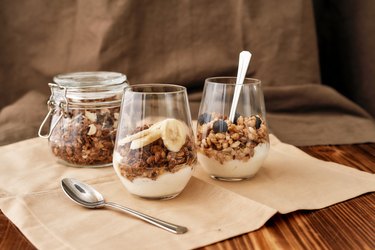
[
  {"x1": 213, "y1": 120, "x2": 228, "y2": 133},
  {"x1": 198, "y1": 113, "x2": 211, "y2": 125},
  {"x1": 255, "y1": 116, "x2": 262, "y2": 129}
]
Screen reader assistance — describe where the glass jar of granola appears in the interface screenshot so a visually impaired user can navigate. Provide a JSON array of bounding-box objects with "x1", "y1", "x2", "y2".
[{"x1": 38, "y1": 71, "x2": 127, "y2": 168}]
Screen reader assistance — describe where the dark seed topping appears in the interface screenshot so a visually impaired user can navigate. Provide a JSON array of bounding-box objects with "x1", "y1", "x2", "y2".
[
  {"x1": 212, "y1": 120, "x2": 228, "y2": 133},
  {"x1": 198, "y1": 113, "x2": 212, "y2": 125},
  {"x1": 255, "y1": 116, "x2": 262, "y2": 129}
]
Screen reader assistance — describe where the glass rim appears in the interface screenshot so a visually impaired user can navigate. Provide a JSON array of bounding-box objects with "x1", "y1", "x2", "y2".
[
  {"x1": 124, "y1": 84, "x2": 187, "y2": 94},
  {"x1": 205, "y1": 76, "x2": 261, "y2": 86}
]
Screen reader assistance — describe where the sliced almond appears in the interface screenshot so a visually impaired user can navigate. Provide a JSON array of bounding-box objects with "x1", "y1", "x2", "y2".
[
  {"x1": 87, "y1": 124, "x2": 97, "y2": 135},
  {"x1": 85, "y1": 111, "x2": 97, "y2": 122}
]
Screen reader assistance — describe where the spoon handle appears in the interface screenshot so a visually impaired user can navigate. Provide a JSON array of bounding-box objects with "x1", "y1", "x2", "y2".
[
  {"x1": 104, "y1": 202, "x2": 188, "y2": 234},
  {"x1": 229, "y1": 51, "x2": 252, "y2": 122}
]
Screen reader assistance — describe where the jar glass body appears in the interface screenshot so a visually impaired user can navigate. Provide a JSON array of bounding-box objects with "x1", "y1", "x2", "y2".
[{"x1": 42, "y1": 72, "x2": 127, "y2": 168}]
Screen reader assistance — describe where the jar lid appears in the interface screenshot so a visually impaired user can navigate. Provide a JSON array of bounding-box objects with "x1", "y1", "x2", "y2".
[
  {"x1": 53, "y1": 71, "x2": 127, "y2": 88},
  {"x1": 51, "y1": 71, "x2": 127, "y2": 101}
]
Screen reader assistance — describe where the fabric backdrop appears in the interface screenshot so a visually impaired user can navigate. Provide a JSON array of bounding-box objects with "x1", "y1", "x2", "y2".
[
  {"x1": 313, "y1": 0, "x2": 375, "y2": 117},
  {"x1": 1, "y1": 0, "x2": 374, "y2": 146}
]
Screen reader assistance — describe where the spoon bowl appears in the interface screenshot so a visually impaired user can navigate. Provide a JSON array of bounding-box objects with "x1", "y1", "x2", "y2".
[
  {"x1": 61, "y1": 178, "x2": 105, "y2": 208},
  {"x1": 61, "y1": 178, "x2": 188, "y2": 234}
]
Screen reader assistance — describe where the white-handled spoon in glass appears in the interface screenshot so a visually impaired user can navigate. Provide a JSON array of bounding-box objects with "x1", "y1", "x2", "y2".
[
  {"x1": 228, "y1": 51, "x2": 252, "y2": 122},
  {"x1": 61, "y1": 178, "x2": 188, "y2": 234}
]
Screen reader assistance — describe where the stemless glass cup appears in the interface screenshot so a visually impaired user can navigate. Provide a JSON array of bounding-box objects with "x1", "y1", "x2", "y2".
[
  {"x1": 113, "y1": 84, "x2": 197, "y2": 200},
  {"x1": 196, "y1": 77, "x2": 270, "y2": 181}
]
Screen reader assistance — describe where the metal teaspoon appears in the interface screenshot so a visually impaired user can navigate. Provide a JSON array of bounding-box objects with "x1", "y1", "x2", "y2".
[{"x1": 61, "y1": 178, "x2": 188, "y2": 234}]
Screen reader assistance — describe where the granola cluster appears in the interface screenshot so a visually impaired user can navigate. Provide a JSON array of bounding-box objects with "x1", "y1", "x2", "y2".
[
  {"x1": 116, "y1": 125, "x2": 197, "y2": 181},
  {"x1": 49, "y1": 106, "x2": 120, "y2": 166},
  {"x1": 196, "y1": 113, "x2": 268, "y2": 164}
]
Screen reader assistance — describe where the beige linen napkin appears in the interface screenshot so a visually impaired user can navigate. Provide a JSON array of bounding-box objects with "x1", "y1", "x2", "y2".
[{"x1": 0, "y1": 138, "x2": 276, "y2": 250}]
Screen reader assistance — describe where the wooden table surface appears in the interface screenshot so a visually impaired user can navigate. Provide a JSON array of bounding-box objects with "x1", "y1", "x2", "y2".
[{"x1": 1, "y1": 143, "x2": 374, "y2": 249}]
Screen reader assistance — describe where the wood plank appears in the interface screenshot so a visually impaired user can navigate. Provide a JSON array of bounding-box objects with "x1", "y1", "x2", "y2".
[{"x1": 0, "y1": 212, "x2": 36, "y2": 250}]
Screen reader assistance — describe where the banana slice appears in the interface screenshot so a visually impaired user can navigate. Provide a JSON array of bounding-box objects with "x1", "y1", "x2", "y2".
[
  {"x1": 130, "y1": 128, "x2": 162, "y2": 150},
  {"x1": 161, "y1": 119, "x2": 188, "y2": 152},
  {"x1": 118, "y1": 129, "x2": 151, "y2": 145},
  {"x1": 118, "y1": 120, "x2": 165, "y2": 145}
]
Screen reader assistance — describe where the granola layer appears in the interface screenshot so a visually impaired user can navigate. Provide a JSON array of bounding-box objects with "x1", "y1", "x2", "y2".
[
  {"x1": 115, "y1": 124, "x2": 197, "y2": 181},
  {"x1": 196, "y1": 113, "x2": 268, "y2": 164},
  {"x1": 49, "y1": 105, "x2": 120, "y2": 166}
]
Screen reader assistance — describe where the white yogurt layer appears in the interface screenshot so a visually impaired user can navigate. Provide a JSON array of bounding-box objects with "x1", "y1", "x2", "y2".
[
  {"x1": 197, "y1": 143, "x2": 269, "y2": 179},
  {"x1": 113, "y1": 152, "x2": 193, "y2": 198}
]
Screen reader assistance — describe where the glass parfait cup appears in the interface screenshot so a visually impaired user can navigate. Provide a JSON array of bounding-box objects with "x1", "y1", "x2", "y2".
[
  {"x1": 113, "y1": 84, "x2": 197, "y2": 199},
  {"x1": 196, "y1": 77, "x2": 270, "y2": 181}
]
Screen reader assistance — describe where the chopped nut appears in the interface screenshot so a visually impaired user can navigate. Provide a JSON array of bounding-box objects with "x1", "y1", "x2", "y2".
[
  {"x1": 231, "y1": 133, "x2": 240, "y2": 140},
  {"x1": 215, "y1": 133, "x2": 225, "y2": 140},
  {"x1": 206, "y1": 137, "x2": 212, "y2": 146},
  {"x1": 223, "y1": 147, "x2": 232, "y2": 153},
  {"x1": 85, "y1": 111, "x2": 97, "y2": 122},
  {"x1": 87, "y1": 124, "x2": 97, "y2": 135},
  {"x1": 237, "y1": 116, "x2": 244, "y2": 125},
  {"x1": 201, "y1": 139, "x2": 207, "y2": 147},
  {"x1": 231, "y1": 141, "x2": 241, "y2": 148},
  {"x1": 210, "y1": 136, "x2": 218, "y2": 144}
]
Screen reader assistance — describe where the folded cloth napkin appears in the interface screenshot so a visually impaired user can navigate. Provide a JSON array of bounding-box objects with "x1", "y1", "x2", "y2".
[{"x1": 0, "y1": 135, "x2": 374, "y2": 249}]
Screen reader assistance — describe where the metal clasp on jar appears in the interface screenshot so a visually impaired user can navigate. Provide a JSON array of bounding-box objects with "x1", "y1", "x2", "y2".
[{"x1": 38, "y1": 83, "x2": 69, "y2": 139}]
